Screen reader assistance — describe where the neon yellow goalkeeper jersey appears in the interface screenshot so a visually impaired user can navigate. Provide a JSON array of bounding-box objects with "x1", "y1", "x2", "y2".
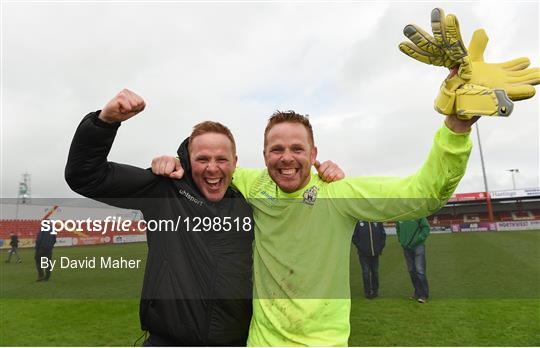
[{"x1": 232, "y1": 124, "x2": 472, "y2": 346}]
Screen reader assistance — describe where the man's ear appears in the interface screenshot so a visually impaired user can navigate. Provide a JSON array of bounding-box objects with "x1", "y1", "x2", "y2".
[
  {"x1": 233, "y1": 155, "x2": 238, "y2": 167},
  {"x1": 263, "y1": 149, "x2": 269, "y2": 166},
  {"x1": 310, "y1": 146, "x2": 318, "y2": 165}
]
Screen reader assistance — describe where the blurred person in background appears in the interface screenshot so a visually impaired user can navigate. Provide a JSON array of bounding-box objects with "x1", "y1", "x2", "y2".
[
  {"x1": 5, "y1": 233, "x2": 22, "y2": 263},
  {"x1": 396, "y1": 218, "x2": 430, "y2": 303},
  {"x1": 35, "y1": 221, "x2": 57, "y2": 281},
  {"x1": 352, "y1": 221, "x2": 386, "y2": 299}
]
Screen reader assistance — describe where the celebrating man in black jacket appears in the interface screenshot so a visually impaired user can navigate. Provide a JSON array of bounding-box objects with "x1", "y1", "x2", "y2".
[{"x1": 65, "y1": 89, "x2": 254, "y2": 346}]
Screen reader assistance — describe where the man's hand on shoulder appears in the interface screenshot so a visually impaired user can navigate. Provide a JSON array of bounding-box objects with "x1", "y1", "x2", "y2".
[
  {"x1": 314, "y1": 160, "x2": 345, "y2": 182},
  {"x1": 151, "y1": 155, "x2": 184, "y2": 179},
  {"x1": 99, "y1": 89, "x2": 146, "y2": 123}
]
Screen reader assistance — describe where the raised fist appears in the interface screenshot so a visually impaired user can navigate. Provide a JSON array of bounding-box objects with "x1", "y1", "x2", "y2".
[
  {"x1": 151, "y1": 155, "x2": 184, "y2": 179},
  {"x1": 99, "y1": 89, "x2": 146, "y2": 123}
]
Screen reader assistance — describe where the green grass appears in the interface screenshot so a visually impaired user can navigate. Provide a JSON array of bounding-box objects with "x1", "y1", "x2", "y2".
[
  {"x1": 1, "y1": 231, "x2": 539, "y2": 346},
  {"x1": 349, "y1": 231, "x2": 540, "y2": 346},
  {"x1": 1, "y1": 244, "x2": 145, "y2": 299}
]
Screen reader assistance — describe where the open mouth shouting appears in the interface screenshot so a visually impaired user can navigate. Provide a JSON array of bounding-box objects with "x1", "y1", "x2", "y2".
[{"x1": 204, "y1": 177, "x2": 223, "y2": 191}]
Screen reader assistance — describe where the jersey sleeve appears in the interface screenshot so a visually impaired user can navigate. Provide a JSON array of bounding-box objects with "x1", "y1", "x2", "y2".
[{"x1": 327, "y1": 123, "x2": 472, "y2": 221}]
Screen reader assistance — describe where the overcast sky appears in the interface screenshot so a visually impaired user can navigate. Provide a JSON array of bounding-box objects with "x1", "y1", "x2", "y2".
[{"x1": 1, "y1": 1, "x2": 539, "y2": 199}]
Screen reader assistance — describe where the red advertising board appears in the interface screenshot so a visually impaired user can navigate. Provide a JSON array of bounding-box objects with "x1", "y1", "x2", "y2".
[{"x1": 448, "y1": 192, "x2": 487, "y2": 202}]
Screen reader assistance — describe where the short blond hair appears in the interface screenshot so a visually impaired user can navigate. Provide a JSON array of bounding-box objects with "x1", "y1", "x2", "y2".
[
  {"x1": 189, "y1": 121, "x2": 236, "y2": 155},
  {"x1": 264, "y1": 111, "x2": 314, "y2": 147}
]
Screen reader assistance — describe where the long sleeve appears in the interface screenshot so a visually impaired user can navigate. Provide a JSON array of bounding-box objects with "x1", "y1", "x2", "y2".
[
  {"x1": 326, "y1": 124, "x2": 472, "y2": 222},
  {"x1": 381, "y1": 225, "x2": 386, "y2": 250},
  {"x1": 35, "y1": 230, "x2": 43, "y2": 249},
  {"x1": 421, "y1": 217, "x2": 431, "y2": 231},
  {"x1": 65, "y1": 111, "x2": 165, "y2": 209}
]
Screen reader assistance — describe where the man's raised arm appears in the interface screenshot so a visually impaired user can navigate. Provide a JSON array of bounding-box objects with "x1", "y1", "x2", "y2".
[{"x1": 65, "y1": 89, "x2": 162, "y2": 204}]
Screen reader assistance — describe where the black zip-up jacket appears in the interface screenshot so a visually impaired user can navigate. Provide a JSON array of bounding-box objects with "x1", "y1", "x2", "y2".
[
  {"x1": 65, "y1": 111, "x2": 254, "y2": 346},
  {"x1": 35, "y1": 228, "x2": 56, "y2": 250},
  {"x1": 351, "y1": 221, "x2": 386, "y2": 256}
]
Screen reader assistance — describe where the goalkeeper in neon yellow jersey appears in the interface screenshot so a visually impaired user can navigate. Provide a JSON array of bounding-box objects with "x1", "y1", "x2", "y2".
[
  {"x1": 232, "y1": 112, "x2": 472, "y2": 346},
  {"x1": 150, "y1": 8, "x2": 538, "y2": 346}
]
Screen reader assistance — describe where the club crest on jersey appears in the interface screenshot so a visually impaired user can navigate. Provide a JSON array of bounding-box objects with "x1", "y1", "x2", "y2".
[{"x1": 303, "y1": 186, "x2": 318, "y2": 205}]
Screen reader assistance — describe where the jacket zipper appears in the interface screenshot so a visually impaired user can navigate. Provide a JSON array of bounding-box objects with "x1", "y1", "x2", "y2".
[{"x1": 369, "y1": 223, "x2": 375, "y2": 256}]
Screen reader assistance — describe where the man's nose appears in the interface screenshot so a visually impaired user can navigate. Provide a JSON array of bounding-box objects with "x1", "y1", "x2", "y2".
[
  {"x1": 206, "y1": 160, "x2": 219, "y2": 172},
  {"x1": 280, "y1": 150, "x2": 294, "y2": 163}
]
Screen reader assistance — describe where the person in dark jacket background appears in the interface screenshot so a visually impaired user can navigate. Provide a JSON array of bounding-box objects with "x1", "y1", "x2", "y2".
[
  {"x1": 35, "y1": 223, "x2": 56, "y2": 281},
  {"x1": 396, "y1": 218, "x2": 430, "y2": 303},
  {"x1": 6, "y1": 233, "x2": 22, "y2": 263},
  {"x1": 65, "y1": 89, "x2": 254, "y2": 346},
  {"x1": 352, "y1": 221, "x2": 386, "y2": 299}
]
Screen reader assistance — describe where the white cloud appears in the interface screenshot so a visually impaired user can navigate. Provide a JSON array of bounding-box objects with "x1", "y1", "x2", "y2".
[{"x1": 1, "y1": 1, "x2": 538, "y2": 198}]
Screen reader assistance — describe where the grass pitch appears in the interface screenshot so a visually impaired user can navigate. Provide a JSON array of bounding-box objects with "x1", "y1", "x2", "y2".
[{"x1": 1, "y1": 231, "x2": 539, "y2": 346}]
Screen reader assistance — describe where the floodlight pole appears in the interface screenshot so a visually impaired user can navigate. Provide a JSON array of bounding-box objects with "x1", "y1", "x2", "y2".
[
  {"x1": 507, "y1": 169, "x2": 519, "y2": 190},
  {"x1": 475, "y1": 123, "x2": 495, "y2": 224}
]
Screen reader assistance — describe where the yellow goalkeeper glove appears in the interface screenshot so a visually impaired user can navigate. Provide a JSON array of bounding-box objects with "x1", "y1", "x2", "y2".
[
  {"x1": 399, "y1": 8, "x2": 468, "y2": 73},
  {"x1": 435, "y1": 29, "x2": 538, "y2": 119},
  {"x1": 465, "y1": 29, "x2": 540, "y2": 101},
  {"x1": 435, "y1": 74, "x2": 514, "y2": 119}
]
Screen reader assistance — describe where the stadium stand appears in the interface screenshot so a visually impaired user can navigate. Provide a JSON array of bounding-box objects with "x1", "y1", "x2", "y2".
[
  {"x1": 428, "y1": 188, "x2": 540, "y2": 232},
  {"x1": 0, "y1": 203, "x2": 146, "y2": 248},
  {"x1": 2, "y1": 188, "x2": 539, "y2": 245}
]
